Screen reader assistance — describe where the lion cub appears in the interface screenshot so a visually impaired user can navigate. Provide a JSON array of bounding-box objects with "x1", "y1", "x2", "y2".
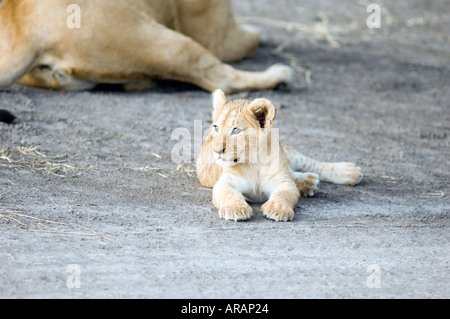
[{"x1": 196, "y1": 90, "x2": 363, "y2": 221}]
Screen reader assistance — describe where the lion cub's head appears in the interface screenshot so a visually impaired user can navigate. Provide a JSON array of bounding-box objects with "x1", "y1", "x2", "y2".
[{"x1": 210, "y1": 90, "x2": 277, "y2": 167}]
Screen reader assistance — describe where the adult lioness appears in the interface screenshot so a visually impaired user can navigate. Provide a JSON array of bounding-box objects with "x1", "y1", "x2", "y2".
[
  {"x1": 0, "y1": 0, "x2": 292, "y2": 93},
  {"x1": 196, "y1": 90, "x2": 363, "y2": 221}
]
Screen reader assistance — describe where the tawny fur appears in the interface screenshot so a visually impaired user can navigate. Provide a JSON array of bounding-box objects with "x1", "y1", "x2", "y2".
[
  {"x1": 196, "y1": 90, "x2": 363, "y2": 222},
  {"x1": 0, "y1": 0, "x2": 293, "y2": 93}
]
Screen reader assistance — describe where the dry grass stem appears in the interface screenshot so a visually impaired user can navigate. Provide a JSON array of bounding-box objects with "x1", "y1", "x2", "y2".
[
  {"x1": 0, "y1": 208, "x2": 118, "y2": 242},
  {"x1": 17, "y1": 146, "x2": 47, "y2": 158},
  {"x1": 419, "y1": 191, "x2": 445, "y2": 199},
  {"x1": 174, "y1": 163, "x2": 197, "y2": 178},
  {"x1": 142, "y1": 166, "x2": 161, "y2": 172},
  {"x1": 0, "y1": 146, "x2": 89, "y2": 177}
]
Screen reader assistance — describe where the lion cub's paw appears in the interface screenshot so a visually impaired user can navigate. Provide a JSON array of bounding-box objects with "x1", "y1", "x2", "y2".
[
  {"x1": 262, "y1": 201, "x2": 294, "y2": 222},
  {"x1": 295, "y1": 172, "x2": 320, "y2": 197},
  {"x1": 333, "y1": 162, "x2": 363, "y2": 186},
  {"x1": 219, "y1": 204, "x2": 253, "y2": 222}
]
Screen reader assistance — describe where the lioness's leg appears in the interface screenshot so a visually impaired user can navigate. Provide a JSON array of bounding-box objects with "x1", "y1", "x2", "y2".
[
  {"x1": 213, "y1": 177, "x2": 253, "y2": 221},
  {"x1": 282, "y1": 144, "x2": 363, "y2": 185},
  {"x1": 176, "y1": 0, "x2": 260, "y2": 62},
  {"x1": 18, "y1": 66, "x2": 96, "y2": 91},
  {"x1": 133, "y1": 23, "x2": 292, "y2": 93},
  {"x1": 0, "y1": 0, "x2": 41, "y2": 90},
  {"x1": 0, "y1": 45, "x2": 37, "y2": 90}
]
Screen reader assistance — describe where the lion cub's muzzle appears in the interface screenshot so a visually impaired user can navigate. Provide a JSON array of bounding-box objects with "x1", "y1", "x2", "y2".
[{"x1": 213, "y1": 146, "x2": 239, "y2": 167}]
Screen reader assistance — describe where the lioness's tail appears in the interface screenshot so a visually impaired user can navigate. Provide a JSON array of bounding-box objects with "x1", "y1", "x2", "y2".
[{"x1": 282, "y1": 144, "x2": 363, "y2": 186}]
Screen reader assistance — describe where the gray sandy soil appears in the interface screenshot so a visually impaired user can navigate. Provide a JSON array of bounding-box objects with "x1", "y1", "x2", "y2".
[{"x1": 0, "y1": 0, "x2": 449, "y2": 298}]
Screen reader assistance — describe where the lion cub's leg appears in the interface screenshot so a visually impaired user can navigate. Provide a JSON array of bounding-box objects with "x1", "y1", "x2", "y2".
[
  {"x1": 261, "y1": 179, "x2": 300, "y2": 222},
  {"x1": 282, "y1": 144, "x2": 363, "y2": 185},
  {"x1": 213, "y1": 177, "x2": 253, "y2": 221},
  {"x1": 291, "y1": 172, "x2": 320, "y2": 197}
]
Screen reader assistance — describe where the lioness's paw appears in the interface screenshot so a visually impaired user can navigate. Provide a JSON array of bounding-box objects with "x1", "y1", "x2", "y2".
[
  {"x1": 262, "y1": 201, "x2": 294, "y2": 222},
  {"x1": 332, "y1": 162, "x2": 363, "y2": 185},
  {"x1": 295, "y1": 173, "x2": 320, "y2": 197},
  {"x1": 219, "y1": 204, "x2": 253, "y2": 221},
  {"x1": 240, "y1": 24, "x2": 261, "y2": 40},
  {"x1": 266, "y1": 64, "x2": 294, "y2": 84}
]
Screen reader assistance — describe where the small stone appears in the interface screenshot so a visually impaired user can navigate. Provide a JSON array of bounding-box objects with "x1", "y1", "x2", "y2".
[{"x1": 0, "y1": 109, "x2": 16, "y2": 124}]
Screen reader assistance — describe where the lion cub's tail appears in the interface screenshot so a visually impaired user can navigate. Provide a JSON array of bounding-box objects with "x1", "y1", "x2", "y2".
[{"x1": 282, "y1": 144, "x2": 363, "y2": 186}]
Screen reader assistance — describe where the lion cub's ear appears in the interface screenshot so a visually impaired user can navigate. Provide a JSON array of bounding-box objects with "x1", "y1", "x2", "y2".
[
  {"x1": 212, "y1": 89, "x2": 227, "y2": 110},
  {"x1": 212, "y1": 89, "x2": 227, "y2": 122},
  {"x1": 247, "y1": 98, "x2": 276, "y2": 129}
]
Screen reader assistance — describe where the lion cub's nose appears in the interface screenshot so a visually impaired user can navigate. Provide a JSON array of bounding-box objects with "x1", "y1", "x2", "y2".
[{"x1": 214, "y1": 148, "x2": 225, "y2": 155}]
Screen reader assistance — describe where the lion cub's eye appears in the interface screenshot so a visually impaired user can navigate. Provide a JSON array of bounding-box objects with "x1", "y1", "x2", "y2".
[
  {"x1": 213, "y1": 125, "x2": 219, "y2": 133},
  {"x1": 231, "y1": 128, "x2": 243, "y2": 135}
]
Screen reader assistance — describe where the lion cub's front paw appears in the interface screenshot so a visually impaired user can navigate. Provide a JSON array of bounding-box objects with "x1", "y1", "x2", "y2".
[
  {"x1": 262, "y1": 201, "x2": 294, "y2": 222},
  {"x1": 295, "y1": 173, "x2": 320, "y2": 197},
  {"x1": 219, "y1": 204, "x2": 253, "y2": 221}
]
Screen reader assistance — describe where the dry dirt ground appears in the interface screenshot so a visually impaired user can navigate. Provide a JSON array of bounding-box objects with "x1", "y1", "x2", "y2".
[{"x1": 0, "y1": 0, "x2": 449, "y2": 299}]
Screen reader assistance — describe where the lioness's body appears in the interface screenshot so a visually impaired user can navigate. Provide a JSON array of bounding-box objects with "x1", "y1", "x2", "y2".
[
  {"x1": 197, "y1": 90, "x2": 363, "y2": 221},
  {"x1": 0, "y1": 0, "x2": 292, "y2": 93}
]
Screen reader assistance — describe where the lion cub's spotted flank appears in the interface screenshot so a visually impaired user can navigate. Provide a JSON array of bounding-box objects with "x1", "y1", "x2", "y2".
[{"x1": 196, "y1": 90, "x2": 363, "y2": 222}]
